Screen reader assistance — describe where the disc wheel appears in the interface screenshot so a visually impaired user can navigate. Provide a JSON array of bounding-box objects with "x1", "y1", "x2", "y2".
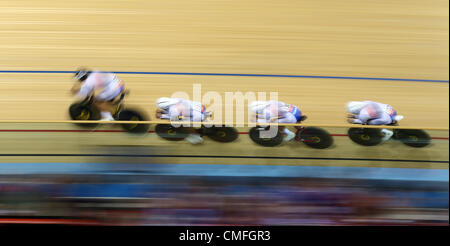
[
  {"x1": 68, "y1": 102, "x2": 100, "y2": 128},
  {"x1": 203, "y1": 127, "x2": 239, "y2": 143},
  {"x1": 394, "y1": 129, "x2": 431, "y2": 148},
  {"x1": 299, "y1": 127, "x2": 333, "y2": 149},
  {"x1": 155, "y1": 124, "x2": 190, "y2": 141},
  {"x1": 348, "y1": 128, "x2": 383, "y2": 146},
  {"x1": 117, "y1": 109, "x2": 150, "y2": 134},
  {"x1": 249, "y1": 127, "x2": 283, "y2": 147}
]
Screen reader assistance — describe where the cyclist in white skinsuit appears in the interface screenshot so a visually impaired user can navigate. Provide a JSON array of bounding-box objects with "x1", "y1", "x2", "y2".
[
  {"x1": 250, "y1": 100, "x2": 306, "y2": 142},
  {"x1": 346, "y1": 101, "x2": 404, "y2": 141},
  {"x1": 156, "y1": 97, "x2": 208, "y2": 144},
  {"x1": 71, "y1": 68, "x2": 125, "y2": 121},
  {"x1": 158, "y1": 98, "x2": 206, "y2": 122}
]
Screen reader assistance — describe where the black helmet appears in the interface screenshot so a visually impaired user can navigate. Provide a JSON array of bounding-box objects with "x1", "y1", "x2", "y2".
[{"x1": 74, "y1": 68, "x2": 92, "y2": 82}]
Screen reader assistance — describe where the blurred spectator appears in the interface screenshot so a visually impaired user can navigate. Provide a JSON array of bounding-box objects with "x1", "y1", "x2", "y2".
[{"x1": 0, "y1": 175, "x2": 447, "y2": 225}]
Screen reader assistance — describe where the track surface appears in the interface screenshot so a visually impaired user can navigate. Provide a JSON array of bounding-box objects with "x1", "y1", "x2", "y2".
[{"x1": 0, "y1": 0, "x2": 448, "y2": 176}]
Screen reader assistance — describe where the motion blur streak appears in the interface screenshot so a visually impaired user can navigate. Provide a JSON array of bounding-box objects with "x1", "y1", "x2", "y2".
[
  {"x1": 0, "y1": 175, "x2": 448, "y2": 225},
  {"x1": 0, "y1": 124, "x2": 448, "y2": 225},
  {"x1": 0, "y1": 0, "x2": 448, "y2": 225}
]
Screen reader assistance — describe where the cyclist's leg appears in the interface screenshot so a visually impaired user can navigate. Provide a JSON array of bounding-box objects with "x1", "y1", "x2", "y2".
[
  {"x1": 94, "y1": 92, "x2": 119, "y2": 121},
  {"x1": 184, "y1": 111, "x2": 204, "y2": 144},
  {"x1": 367, "y1": 113, "x2": 394, "y2": 141},
  {"x1": 278, "y1": 114, "x2": 297, "y2": 141},
  {"x1": 368, "y1": 113, "x2": 392, "y2": 125}
]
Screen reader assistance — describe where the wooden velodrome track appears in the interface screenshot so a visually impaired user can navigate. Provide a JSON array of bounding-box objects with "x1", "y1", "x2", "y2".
[{"x1": 0, "y1": 0, "x2": 448, "y2": 173}]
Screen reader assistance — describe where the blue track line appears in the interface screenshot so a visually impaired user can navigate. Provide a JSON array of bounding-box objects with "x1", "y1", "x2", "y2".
[
  {"x1": 0, "y1": 163, "x2": 448, "y2": 181},
  {"x1": 0, "y1": 70, "x2": 448, "y2": 83}
]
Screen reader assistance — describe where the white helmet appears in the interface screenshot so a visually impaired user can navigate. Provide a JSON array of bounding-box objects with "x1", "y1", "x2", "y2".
[
  {"x1": 249, "y1": 101, "x2": 269, "y2": 113},
  {"x1": 156, "y1": 97, "x2": 179, "y2": 110},
  {"x1": 346, "y1": 101, "x2": 368, "y2": 114}
]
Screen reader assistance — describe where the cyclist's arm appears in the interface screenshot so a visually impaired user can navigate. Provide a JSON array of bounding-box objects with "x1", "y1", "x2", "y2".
[
  {"x1": 76, "y1": 82, "x2": 94, "y2": 99},
  {"x1": 70, "y1": 83, "x2": 81, "y2": 95},
  {"x1": 350, "y1": 118, "x2": 364, "y2": 124}
]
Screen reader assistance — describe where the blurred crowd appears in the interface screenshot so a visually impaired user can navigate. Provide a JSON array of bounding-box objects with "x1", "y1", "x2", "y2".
[{"x1": 0, "y1": 175, "x2": 448, "y2": 225}]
